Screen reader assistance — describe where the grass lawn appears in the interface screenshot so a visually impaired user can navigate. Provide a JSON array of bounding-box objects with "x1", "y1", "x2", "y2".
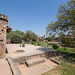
[{"x1": 41, "y1": 53, "x2": 75, "y2": 75}]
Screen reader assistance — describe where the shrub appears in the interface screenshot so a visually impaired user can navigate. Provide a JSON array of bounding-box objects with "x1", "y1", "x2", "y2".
[
  {"x1": 11, "y1": 35, "x2": 22, "y2": 43},
  {"x1": 53, "y1": 45, "x2": 59, "y2": 49},
  {"x1": 37, "y1": 41, "x2": 41, "y2": 46},
  {"x1": 63, "y1": 47, "x2": 67, "y2": 51},
  {"x1": 30, "y1": 41, "x2": 35, "y2": 45},
  {"x1": 60, "y1": 53, "x2": 75, "y2": 64}
]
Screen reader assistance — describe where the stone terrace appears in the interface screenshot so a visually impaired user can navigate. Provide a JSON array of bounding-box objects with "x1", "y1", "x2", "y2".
[{"x1": 6, "y1": 44, "x2": 59, "y2": 59}]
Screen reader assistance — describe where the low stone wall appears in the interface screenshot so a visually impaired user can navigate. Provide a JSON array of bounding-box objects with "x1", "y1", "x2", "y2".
[
  {"x1": 47, "y1": 42, "x2": 58, "y2": 46},
  {"x1": 6, "y1": 57, "x2": 22, "y2": 75},
  {"x1": 50, "y1": 59, "x2": 60, "y2": 65},
  {"x1": 14, "y1": 50, "x2": 59, "y2": 65}
]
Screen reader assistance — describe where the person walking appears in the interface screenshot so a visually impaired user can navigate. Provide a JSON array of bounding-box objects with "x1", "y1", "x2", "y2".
[
  {"x1": 35, "y1": 42, "x2": 37, "y2": 46},
  {"x1": 22, "y1": 41, "x2": 25, "y2": 47},
  {"x1": 46, "y1": 42, "x2": 48, "y2": 47}
]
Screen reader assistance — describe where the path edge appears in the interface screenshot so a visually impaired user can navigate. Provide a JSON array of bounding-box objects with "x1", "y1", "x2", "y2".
[{"x1": 6, "y1": 57, "x2": 22, "y2": 75}]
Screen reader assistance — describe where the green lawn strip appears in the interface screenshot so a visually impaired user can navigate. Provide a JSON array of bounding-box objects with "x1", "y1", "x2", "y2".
[
  {"x1": 41, "y1": 63, "x2": 75, "y2": 75},
  {"x1": 39, "y1": 42, "x2": 75, "y2": 53},
  {"x1": 39, "y1": 41, "x2": 47, "y2": 47},
  {"x1": 30, "y1": 41, "x2": 75, "y2": 53},
  {"x1": 58, "y1": 61, "x2": 75, "y2": 75},
  {"x1": 41, "y1": 54, "x2": 75, "y2": 75},
  {"x1": 41, "y1": 66, "x2": 61, "y2": 75},
  {"x1": 56, "y1": 47, "x2": 75, "y2": 54},
  {"x1": 57, "y1": 54, "x2": 75, "y2": 75}
]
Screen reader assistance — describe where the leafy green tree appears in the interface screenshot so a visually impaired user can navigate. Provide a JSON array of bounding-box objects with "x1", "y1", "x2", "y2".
[
  {"x1": 46, "y1": 0, "x2": 75, "y2": 37},
  {"x1": 15, "y1": 30, "x2": 25, "y2": 36},
  {"x1": 23, "y1": 30, "x2": 38, "y2": 41},
  {"x1": 45, "y1": 37, "x2": 52, "y2": 41},
  {"x1": 11, "y1": 34, "x2": 22, "y2": 43},
  {"x1": 6, "y1": 31, "x2": 16, "y2": 39},
  {"x1": 6, "y1": 30, "x2": 25, "y2": 40}
]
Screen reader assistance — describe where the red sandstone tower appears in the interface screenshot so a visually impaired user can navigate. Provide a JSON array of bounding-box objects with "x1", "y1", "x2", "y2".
[{"x1": 0, "y1": 14, "x2": 8, "y2": 58}]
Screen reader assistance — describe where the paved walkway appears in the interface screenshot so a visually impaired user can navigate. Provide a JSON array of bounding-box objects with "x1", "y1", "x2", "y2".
[
  {"x1": 0, "y1": 59, "x2": 12, "y2": 75},
  {"x1": 6, "y1": 44, "x2": 56, "y2": 58}
]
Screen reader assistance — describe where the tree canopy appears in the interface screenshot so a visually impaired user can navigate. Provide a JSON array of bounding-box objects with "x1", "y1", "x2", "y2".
[
  {"x1": 11, "y1": 35, "x2": 22, "y2": 43},
  {"x1": 46, "y1": 0, "x2": 75, "y2": 37},
  {"x1": 6, "y1": 30, "x2": 25, "y2": 40},
  {"x1": 7, "y1": 30, "x2": 38, "y2": 43},
  {"x1": 23, "y1": 30, "x2": 38, "y2": 41}
]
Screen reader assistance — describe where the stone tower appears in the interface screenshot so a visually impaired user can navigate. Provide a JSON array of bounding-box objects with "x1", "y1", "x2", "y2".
[{"x1": 0, "y1": 14, "x2": 8, "y2": 58}]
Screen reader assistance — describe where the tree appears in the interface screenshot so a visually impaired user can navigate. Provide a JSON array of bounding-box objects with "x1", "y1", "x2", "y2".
[
  {"x1": 6, "y1": 30, "x2": 25, "y2": 40},
  {"x1": 15, "y1": 30, "x2": 25, "y2": 36},
  {"x1": 6, "y1": 31, "x2": 16, "y2": 39},
  {"x1": 23, "y1": 30, "x2": 38, "y2": 41},
  {"x1": 11, "y1": 34, "x2": 22, "y2": 43},
  {"x1": 55, "y1": 34, "x2": 66, "y2": 42},
  {"x1": 45, "y1": 37, "x2": 52, "y2": 41},
  {"x1": 46, "y1": 0, "x2": 75, "y2": 37}
]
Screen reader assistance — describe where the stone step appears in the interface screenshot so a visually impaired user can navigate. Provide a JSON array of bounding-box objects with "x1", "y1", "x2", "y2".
[{"x1": 25, "y1": 57, "x2": 45, "y2": 67}]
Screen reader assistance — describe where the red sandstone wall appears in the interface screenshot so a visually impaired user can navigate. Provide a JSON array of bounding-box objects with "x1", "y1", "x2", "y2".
[{"x1": 0, "y1": 14, "x2": 8, "y2": 58}]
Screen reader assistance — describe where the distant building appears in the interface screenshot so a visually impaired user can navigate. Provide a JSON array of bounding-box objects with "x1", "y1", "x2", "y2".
[
  {"x1": 37, "y1": 37, "x2": 48, "y2": 42},
  {"x1": 37, "y1": 37, "x2": 44, "y2": 41}
]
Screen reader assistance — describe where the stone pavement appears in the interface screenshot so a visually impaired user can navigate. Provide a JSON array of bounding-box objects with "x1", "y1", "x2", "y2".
[
  {"x1": 6, "y1": 44, "x2": 57, "y2": 58},
  {"x1": 0, "y1": 59, "x2": 12, "y2": 75}
]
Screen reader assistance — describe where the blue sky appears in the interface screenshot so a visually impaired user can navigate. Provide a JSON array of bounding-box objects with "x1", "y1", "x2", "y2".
[{"x1": 0, "y1": 0, "x2": 69, "y2": 37}]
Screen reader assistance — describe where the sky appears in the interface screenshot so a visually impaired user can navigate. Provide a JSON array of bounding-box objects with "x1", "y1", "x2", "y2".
[{"x1": 0, "y1": 0, "x2": 69, "y2": 37}]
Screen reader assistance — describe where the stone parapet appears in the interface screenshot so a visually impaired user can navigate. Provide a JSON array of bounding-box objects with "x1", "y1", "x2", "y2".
[{"x1": 0, "y1": 14, "x2": 8, "y2": 21}]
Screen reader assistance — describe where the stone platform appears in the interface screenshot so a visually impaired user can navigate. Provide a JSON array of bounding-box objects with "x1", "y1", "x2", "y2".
[
  {"x1": 6, "y1": 44, "x2": 59, "y2": 59},
  {"x1": 6, "y1": 44, "x2": 59, "y2": 65}
]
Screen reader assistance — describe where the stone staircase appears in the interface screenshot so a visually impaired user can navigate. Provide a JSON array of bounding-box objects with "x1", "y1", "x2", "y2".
[{"x1": 25, "y1": 57, "x2": 45, "y2": 67}]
